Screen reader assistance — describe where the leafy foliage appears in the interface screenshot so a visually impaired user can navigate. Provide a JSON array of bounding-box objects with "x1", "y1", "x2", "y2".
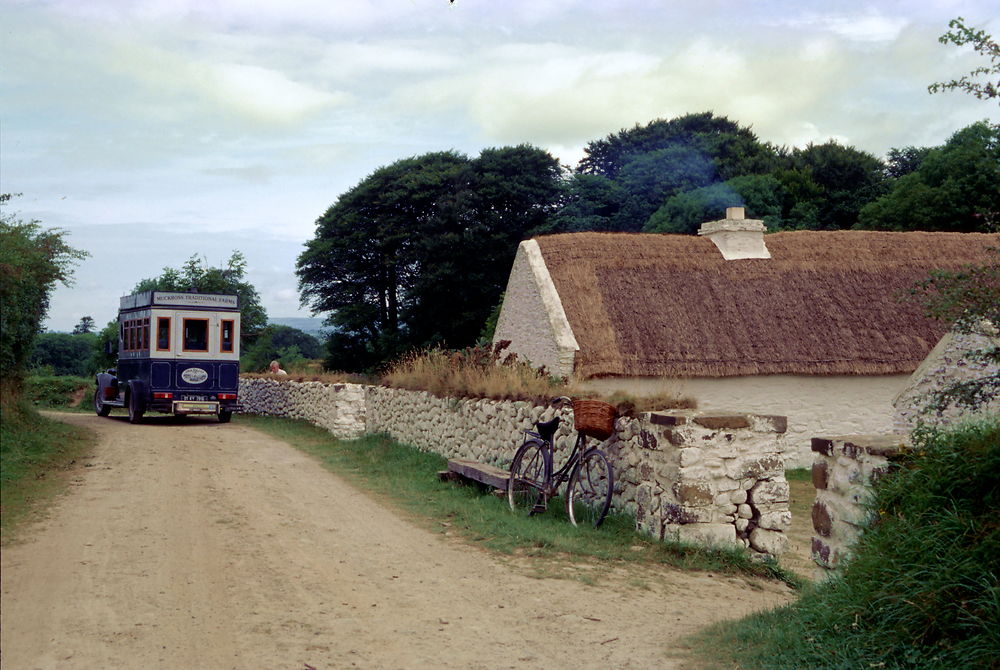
[
  {"x1": 30, "y1": 332, "x2": 99, "y2": 377},
  {"x1": 859, "y1": 122, "x2": 1000, "y2": 233},
  {"x1": 0, "y1": 196, "x2": 87, "y2": 388},
  {"x1": 241, "y1": 324, "x2": 324, "y2": 373},
  {"x1": 133, "y1": 251, "x2": 267, "y2": 344},
  {"x1": 298, "y1": 146, "x2": 563, "y2": 372},
  {"x1": 928, "y1": 17, "x2": 999, "y2": 101}
]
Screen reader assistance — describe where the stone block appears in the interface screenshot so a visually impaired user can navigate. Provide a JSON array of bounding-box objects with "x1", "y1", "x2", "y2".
[
  {"x1": 749, "y1": 479, "x2": 789, "y2": 505},
  {"x1": 812, "y1": 459, "x2": 829, "y2": 489},
  {"x1": 729, "y1": 488, "x2": 747, "y2": 504},
  {"x1": 749, "y1": 527, "x2": 788, "y2": 555},
  {"x1": 667, "y1": 523, "x2": 739, "y2": 548},
  {"x1": 673, "y1": 482, "x2": 714, "y2": 506},
  {"x1": 679, "y1": 448, "x2": 702, "y2": 467},
  {"x1": 694, "y1": 414, "x2": 750, "y2": 430},
  {"x1": 758, "y1": 509, "x2": 792, "y2": 531},
  {"x1": 811, "y1": 437, "x2": 834, "y2": 456},
  {"x1": 812, "y1": 500, "x2": 833, "y2": 537},
  {"x1": 649, "y1": 412, "x2": 687, "y2": 426}
]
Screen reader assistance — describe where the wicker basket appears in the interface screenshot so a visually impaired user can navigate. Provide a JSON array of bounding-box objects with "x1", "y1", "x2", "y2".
[{"x1": 572, "y1": 399, "x2": 617, "y2": 441}]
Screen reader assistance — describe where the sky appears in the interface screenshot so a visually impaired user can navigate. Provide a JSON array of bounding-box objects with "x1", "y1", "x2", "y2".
[{"x1": 2, "y1": 0, "x2": 998, "y2": 332}]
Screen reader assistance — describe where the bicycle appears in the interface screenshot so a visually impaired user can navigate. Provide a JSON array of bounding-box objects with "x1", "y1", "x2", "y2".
[{"x1": 507, "y1": 396, "x2": 616, "y2": 528}]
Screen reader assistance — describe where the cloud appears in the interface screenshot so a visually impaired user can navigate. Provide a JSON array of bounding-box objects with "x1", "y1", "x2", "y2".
[{"x1": 206, "y1": 63, "x2": 348, "y2": 122}]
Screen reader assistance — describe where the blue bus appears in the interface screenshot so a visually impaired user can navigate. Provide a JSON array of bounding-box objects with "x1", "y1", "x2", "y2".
[{"x1": 94, "y1": 291, "x2": 242, "y2": 423}]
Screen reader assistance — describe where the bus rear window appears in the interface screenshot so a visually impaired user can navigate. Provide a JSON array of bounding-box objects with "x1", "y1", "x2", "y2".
[
  {"x1": 157, "y1": 317, "x2": 171, "y2": 350},
  {"x1": 183, "y1": 319, "x2": 209, "y2": 352},
  {"x1": 221, "y1": 320, "x2": 235, "y2": 353}
]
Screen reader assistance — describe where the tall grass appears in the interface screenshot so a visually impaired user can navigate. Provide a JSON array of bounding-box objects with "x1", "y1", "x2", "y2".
[
  {"x1": 692, "y1": 415, "x2": 1000, "y2": 669},
  {"x1": 381, "y1": 342, "x2": 694, "y2": 412},
  {"x1": 1, "y1": 386, "x2": 96, "y2": 541}
]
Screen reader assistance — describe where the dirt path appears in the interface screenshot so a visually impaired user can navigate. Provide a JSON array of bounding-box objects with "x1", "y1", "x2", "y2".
[{"x1": 1, "y1": 413, "x2": 794, "y2": 669}]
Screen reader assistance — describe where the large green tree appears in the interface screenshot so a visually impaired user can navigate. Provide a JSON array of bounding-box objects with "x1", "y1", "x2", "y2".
[
  {"x1": 788, "y1": 141, "x2": 887, "y2": 230},
  {"x1": 297, "y1": 146, "x2": 563, "y2": 371},
  {"x1": 132, "y1": 251, "x2": 267, "y2": 345},
  {"x1": 0, "y1": 196, "x2": 87, "y2": 387},
  {"x1": 241, "y1": 324, "x2": 324, "y2": 373},
  {"x1": 858, "y1": 121, "x2": 1000, "y2": 232},
  {"x1": 31, "y1": 332, "x2": 98, "y2": 377}
]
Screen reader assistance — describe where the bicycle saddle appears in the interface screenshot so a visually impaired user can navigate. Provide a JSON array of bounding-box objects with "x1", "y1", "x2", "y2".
[{"x1": 535, "y1": 417, "x2": 561, "y2": 443}]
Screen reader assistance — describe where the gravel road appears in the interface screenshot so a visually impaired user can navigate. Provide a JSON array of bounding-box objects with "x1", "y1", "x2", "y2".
[{"x1": 1, "y1": 413, "x2": 793, "y2": 669}]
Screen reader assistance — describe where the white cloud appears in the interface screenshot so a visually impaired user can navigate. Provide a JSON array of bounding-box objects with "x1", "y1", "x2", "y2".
[{"x1": 207, "y1": 63, "x2": 348, "y2": 122}]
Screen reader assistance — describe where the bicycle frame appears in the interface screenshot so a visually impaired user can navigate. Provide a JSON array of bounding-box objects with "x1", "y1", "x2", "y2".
[{"x1": 526, "y1": 430, "x2": 588, "y2": 500}]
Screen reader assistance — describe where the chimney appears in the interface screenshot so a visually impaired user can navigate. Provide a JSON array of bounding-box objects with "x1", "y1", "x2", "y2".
[{"x1": 697, "y1": 206, "x2": 770, "y2": 260}]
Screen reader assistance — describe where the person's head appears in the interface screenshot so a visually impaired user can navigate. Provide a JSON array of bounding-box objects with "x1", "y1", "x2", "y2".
[{"x1": 269, "y1": 360, "x2": 280, "y2": 373}]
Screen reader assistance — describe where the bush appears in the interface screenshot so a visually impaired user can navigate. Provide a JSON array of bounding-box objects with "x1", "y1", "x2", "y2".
[
  {"x1": 698, "y1": 416, "x2": 1000, "y2": 669},
  {"x1": 25, "y1": 374, "x2": 92, "y2": 409}
]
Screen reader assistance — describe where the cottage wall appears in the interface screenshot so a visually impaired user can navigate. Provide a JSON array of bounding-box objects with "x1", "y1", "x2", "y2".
[
  {"x1": 579, "y1": 374, "x2": 910, "y2": 469},
  {"x1": 492, "y1": 240, "x2": 578, "y2": 378},
  {"x1": 239, "y1": 378, "x2": 791, "y2": 557}
]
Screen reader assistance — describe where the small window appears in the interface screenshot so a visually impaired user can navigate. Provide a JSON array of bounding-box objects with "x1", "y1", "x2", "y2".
[
  {"x1": 183, "y1": 318, "x2": 209, "y2": 352},
  {"x1": 221, "y1": 320, "x2": 235, "y2": 353},
  {"x1": 126, "y1": 320, "x2": 134, "y2": 351},
  {"x1": 157, "y1": 317, "x2": 171, "y2": 351},
  {"x1": 141, "y1": 318, "x2": 150, "y2": 350}
]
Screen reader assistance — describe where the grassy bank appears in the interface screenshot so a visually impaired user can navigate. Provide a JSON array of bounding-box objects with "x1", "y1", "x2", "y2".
[
  {"x1": 689, "y1": 416, "x2": 1000, "y2": 670},
  {"x1": 239, "y1": 414, "x2": 800, "y2": 587},
  {"x1": 25, "y1": 374, "x2": 92, "y2": 411},
  {"x1": 0, "y1": 392, "x2": 97, "y2": 542}
]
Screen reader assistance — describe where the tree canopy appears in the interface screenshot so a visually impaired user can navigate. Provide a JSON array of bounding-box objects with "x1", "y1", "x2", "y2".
[
  {"x1": 133, "y1": 251, "x2": 267, "y2": 344},
  {"x1": 0, "y1": 196, "x2": 87, "y2": 386},
  {"x1": 241, "y1": 324, "x2": 324, "y2": 373},
  {"x1": 297, "y1": 145, "x2": 563, "y2": 371}
]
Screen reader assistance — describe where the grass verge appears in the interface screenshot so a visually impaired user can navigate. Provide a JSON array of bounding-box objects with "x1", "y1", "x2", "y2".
[
  {"x1": 1, "y1": 394, "x2": 97, "y2": 543},
  {"x1": 687, "y1": 416, "x2": 1000, "y2": 670},
  {"x1": 24, "y1": 374, "x2": 93, "y2": 411},
  {"x1": 238, "y1": 414, "x2": 801, "y2": 588}
]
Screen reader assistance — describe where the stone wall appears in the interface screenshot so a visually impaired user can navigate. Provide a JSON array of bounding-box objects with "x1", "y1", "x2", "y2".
[
  {"x1": 810, "y1": 434, "x2": 908, "y2": 574},
  {"x1": 894, "y1": 328, "x2": 1000, "y2": 431},
  {"x1": 240, "y1": 378, "x2": 790, "y2": 556},
  {"x1": 239, "y1": 378, "x2": 366, "y2": 439}
]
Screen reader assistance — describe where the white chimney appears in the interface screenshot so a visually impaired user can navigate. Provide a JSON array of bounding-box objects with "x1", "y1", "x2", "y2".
[{"x1": 697, "y1": 206, "x2": 770, "y2": 260}]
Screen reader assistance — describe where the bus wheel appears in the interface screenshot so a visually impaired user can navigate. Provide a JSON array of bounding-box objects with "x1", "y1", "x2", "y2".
[
  {"x1": 218, "y1": 410, "x2": 232, "y2": 423},
  {"x1": 127, "y1": 392, "x2": 145, "y2": 424}
]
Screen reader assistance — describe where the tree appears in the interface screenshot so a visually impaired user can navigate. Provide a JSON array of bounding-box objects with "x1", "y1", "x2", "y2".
[
  {"x1": 858, "y1": 122, "x2": 1000, "y2": 232},
  {"x1": 133, "y1": 251, "x2": 267, "y2": 344},
  {"x1": 928, "y1": 17, "x2": 999, "y2": 102},
  {"x1": 72, "y1": 316, "x2": 95, "y2": 335},
  {"x1": 885, "y1": 146, "x2": 932, "y2": 180},
  {"x1": 298, "y1": 146, "x2": 564, "y2": 371},
  {"x1": 643, "y1": 174, "x2": 785, "y2": 234},
  {"x1": 241, "y1": 324, "x2": 324, "y2": 373},
  {"x1": 0, "y1": 195, "x2": 87, "y2": 388},
  {"x1": 789, "y1": 141, "x2": 887, "y2": 230},
  {"x1": 31, "y1": 332, "x2": 98, "y2": 376}
]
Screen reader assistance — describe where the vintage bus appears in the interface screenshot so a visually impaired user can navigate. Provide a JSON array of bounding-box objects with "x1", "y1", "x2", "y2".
[{"x1": 94, "y1": 291, "x2": 242, "y2": 423}]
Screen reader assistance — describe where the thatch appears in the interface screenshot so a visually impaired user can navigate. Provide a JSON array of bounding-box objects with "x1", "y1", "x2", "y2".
[{"x1": 535, "y1": 231, "x2": 1000, "y2": 379}]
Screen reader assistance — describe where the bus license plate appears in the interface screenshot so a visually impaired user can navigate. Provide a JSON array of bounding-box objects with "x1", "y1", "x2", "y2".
[{"x1": 174, "y1": 401, "x2": 219, "y2": 414}]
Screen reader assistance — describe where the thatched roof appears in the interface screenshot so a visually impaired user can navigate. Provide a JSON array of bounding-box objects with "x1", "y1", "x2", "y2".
[{"x1": 535, "y1": 231, "x2": 999, "y2": 379}]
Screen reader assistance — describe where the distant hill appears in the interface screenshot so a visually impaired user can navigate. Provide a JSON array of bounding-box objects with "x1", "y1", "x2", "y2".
[{"x1": 268, "y1": 317, "x2": 328, "y2": 339}]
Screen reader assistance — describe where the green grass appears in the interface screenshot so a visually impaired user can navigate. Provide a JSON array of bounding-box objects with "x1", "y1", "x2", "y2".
[
  {"x1": 783, "y1": 467, "x2": 812, "y2": 483},
  {"x1": 1, "y1": 393, "x2": 97, "y2": 542},
  {"x1": 24, "y1": 374, "x2": 92, "y2": 411},
  {"x1": 688, "y1": 415, "x2": 1000, "y2": 670},
  {"x1": 238, "y1": 414, "x2": 801, "y2": 587}
]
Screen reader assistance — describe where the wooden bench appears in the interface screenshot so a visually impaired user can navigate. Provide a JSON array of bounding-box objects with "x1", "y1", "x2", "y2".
[{"x1": 439, "y1": 459, "x2": 509, "y2": 491}]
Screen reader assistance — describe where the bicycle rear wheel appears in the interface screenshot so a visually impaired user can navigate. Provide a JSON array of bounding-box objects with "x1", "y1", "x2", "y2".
[
  {"x1": 566, "y1": 448, "x2": 614, "y2": 528},
  {"x1": 508, "y1": 439, "x2": 550, "y2": 516}
]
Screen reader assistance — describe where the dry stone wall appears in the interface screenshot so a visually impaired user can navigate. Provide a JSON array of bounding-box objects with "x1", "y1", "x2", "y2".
[
  {"x1": 240, "y1": 379, "x2": 790, "y2": 557},
  {"x1": 810, "y1": 434, "x2": 908, "y2": 575},
  {"x1": 239, "y1": 378, "x2": 366, "y2": 439}
]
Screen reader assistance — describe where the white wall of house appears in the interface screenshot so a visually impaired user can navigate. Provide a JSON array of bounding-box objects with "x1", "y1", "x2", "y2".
[
  {"x1": 493, "y1": 240, "x2": 578, "y2": 377},
  {"x1": 579, "y1": 374, "x2": 912, "y2": 468}
]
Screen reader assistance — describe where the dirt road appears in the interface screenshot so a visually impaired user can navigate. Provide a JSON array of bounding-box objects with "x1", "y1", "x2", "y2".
[{"x1": 1, "y1": 413, "x2": 794, "y2": 669}]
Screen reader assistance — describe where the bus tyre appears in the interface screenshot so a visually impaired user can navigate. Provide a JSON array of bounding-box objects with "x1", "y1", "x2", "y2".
[
  {"x1": 94, "y1": 388, "x2": 111, "y2": 417},
  {"x1": 127, "y1": 390, "x2": 145, "y2": 424},
  {"x1": 218, "y1": 410, "x2": 232, "y2": 423}
]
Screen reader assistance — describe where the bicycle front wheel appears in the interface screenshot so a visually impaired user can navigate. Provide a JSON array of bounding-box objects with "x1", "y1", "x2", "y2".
[
  {"x1": 508, "y1": 439, "x2": 550, "y2": 517},
  {"x1": 566, "y1": 448, "x2": 614, "y2": 528}
]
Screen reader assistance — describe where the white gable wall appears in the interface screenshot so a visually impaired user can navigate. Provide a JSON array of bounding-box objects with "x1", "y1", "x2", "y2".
[
  {"x1": 493, "y1": 240, "x2": 578, "y2": 377},
  {"x1": 579, "y1": 373, "x2": 911, "y2": 469}
]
